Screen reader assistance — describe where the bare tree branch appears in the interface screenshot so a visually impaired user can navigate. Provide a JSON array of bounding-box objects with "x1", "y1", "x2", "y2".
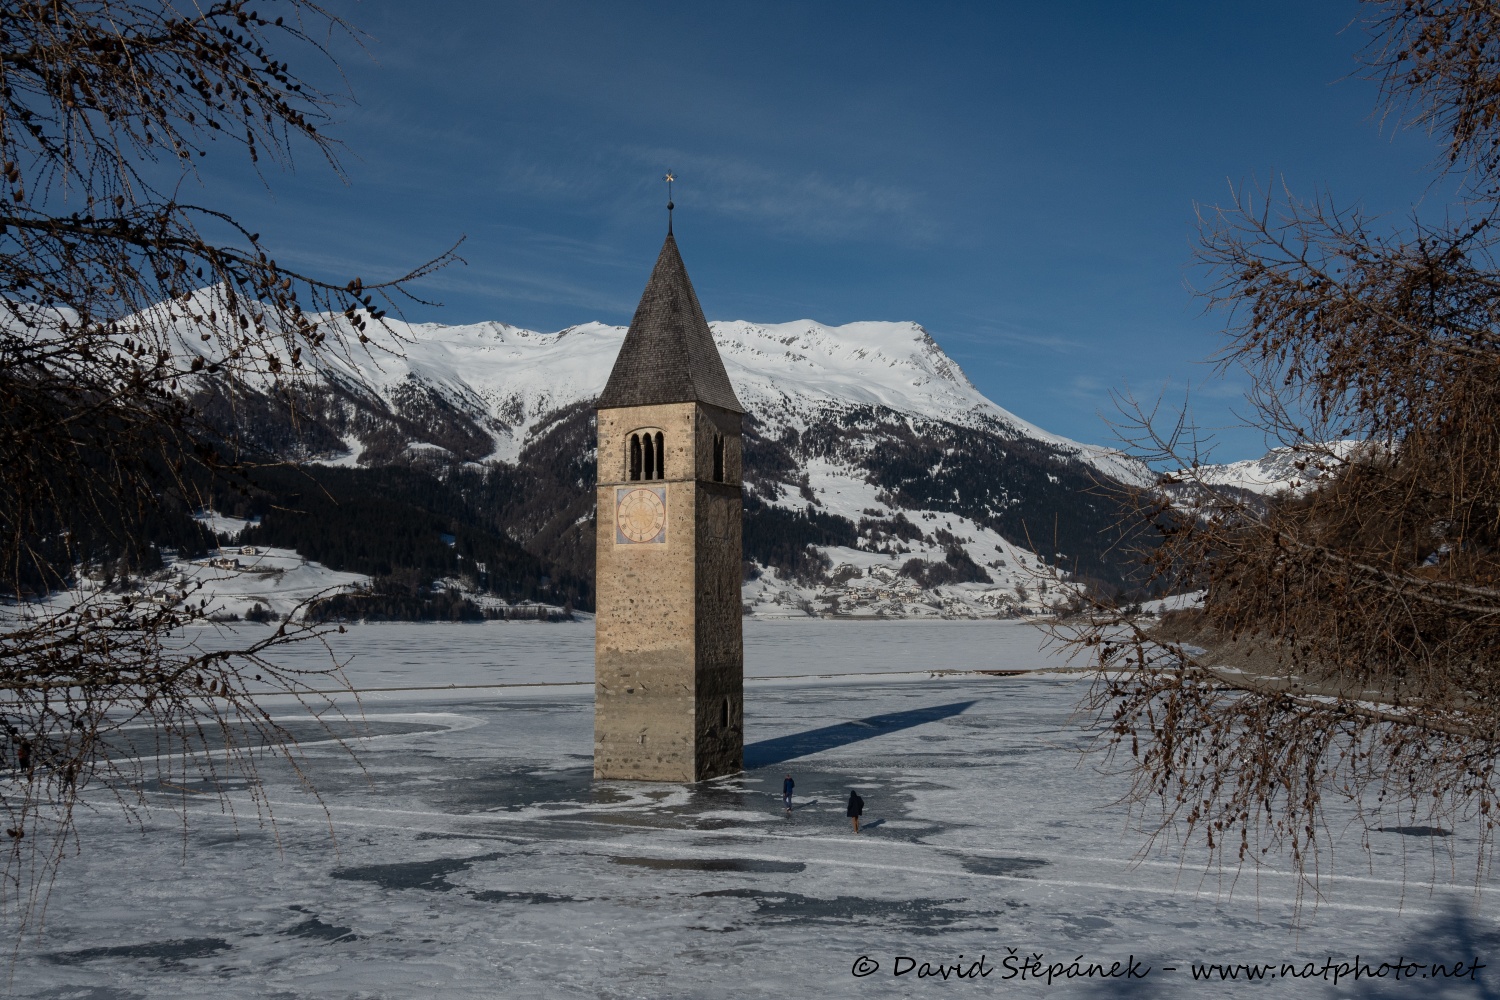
[{"x1": 0, "y1": 0, "x2": 457, "y2": 934}]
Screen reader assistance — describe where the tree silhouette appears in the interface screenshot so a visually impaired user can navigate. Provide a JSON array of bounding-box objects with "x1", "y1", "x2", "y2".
[
  {"x1": 1059, "y1": 0, "x2": 1500, "y2": 891},
  {"x1": 0, "y1": 0, "x2": 455, "y2": 927}
]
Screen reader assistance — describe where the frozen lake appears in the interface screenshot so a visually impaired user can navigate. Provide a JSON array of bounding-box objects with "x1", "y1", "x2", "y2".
[
  {"x1": 225, "y1": 616, "x2": 1080, "y2": 692},
  {"x1": 14, "y1": 620, "x2": 1499, "y2": 998}
]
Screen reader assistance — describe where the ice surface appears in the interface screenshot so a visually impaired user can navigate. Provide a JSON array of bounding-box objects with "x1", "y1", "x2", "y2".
[
  {"x1": 11, "y1": 621, "x2": 1498, "y2": 999},
  {"x1": 185, "y1": 618, "x2": 1074, "y2": 695}
]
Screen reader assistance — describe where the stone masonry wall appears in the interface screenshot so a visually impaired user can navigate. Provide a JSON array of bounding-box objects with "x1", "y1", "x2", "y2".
[
  {"x1": 693, "y1": 404, "x2": 743, "y2": 779},
  {"x1": 594, "y1": 401, "x2": 745, "y2": 782}
]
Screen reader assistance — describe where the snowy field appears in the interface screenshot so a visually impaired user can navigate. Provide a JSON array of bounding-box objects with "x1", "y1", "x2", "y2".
[{"x1": 12, "y1": 620, "x2": 1499, "y2": 998}]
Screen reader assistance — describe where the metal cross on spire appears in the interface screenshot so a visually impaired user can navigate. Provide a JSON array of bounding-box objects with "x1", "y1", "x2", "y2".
[{"x1": 664, "y1": 171, "x2": 675, "y2": 234}]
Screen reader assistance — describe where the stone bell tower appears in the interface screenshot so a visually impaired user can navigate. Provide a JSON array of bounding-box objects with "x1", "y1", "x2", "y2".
[{"x1": 593, "y1": 219, "x2": 744, "y2": 782}]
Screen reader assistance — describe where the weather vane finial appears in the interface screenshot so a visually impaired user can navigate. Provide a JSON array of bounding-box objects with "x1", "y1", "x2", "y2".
[{"x1": 664, "y1": 171, "x2": 675, "y2": 234}]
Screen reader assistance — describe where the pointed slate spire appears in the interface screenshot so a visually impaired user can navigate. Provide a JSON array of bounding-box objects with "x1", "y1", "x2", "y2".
[{"x1": 597, "y1": 232, "x2": 744, "y2": 413}]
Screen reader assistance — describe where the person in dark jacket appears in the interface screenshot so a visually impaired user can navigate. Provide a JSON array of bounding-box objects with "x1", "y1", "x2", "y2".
[
  {"x1": 782, "y1": 774, "x2": 795, "y2": 815},
  {"x1": 847, "y1": 789, "x2": 864, "y2": 834}
]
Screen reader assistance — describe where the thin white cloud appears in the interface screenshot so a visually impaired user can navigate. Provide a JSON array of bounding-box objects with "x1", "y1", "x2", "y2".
[
  {"x1": 940, "y1": 317, "x2": 1086, "y2": 353},
  {"x1": 414, "y1": 264, "x2": 636, "y2": 316},
  {"x1": 620, "y1": 147, "x2": 933, "y2": 243}
]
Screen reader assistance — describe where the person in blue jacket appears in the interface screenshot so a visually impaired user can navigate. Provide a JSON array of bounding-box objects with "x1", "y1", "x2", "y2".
[{"x1": 782, "y1": 773, "x2": 794, "y2": 815}]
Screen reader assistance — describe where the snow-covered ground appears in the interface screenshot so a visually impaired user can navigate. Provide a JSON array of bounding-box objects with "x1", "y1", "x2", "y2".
[
  {"x1": 172, "y1": 546, "x2": 370, "y2": 620},
  {"x1": 1185, "y1": 439, "x2": 1367, "y2": 497},
  {"x1": 1138, "y1": 590, "x2": 1204, "y2": 615},
  {"x1": 29, "y1": 546, "x2": 371, "y2": 623},
  {"x1": 742, "y1": 524, "x2": 1058, "y2": 620},
  {"x1": 191, "y1": 508, "x2": 257, "y2": 541},
  {"x1": 13, "y1": 621, "x2": 1496, "y2": 998}
]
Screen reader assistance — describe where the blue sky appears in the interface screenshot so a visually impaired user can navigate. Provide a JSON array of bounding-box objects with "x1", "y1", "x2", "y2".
[{"x1": 220, "y1": 1, "x2": 1448, "y2": 460}]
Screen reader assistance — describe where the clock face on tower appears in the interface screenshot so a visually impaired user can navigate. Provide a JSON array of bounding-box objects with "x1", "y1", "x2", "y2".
[{"x1": 615, "y1": 486, "x2": 667, "y2": 544}]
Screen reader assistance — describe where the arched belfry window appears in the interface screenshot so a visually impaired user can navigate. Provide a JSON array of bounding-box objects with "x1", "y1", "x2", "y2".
[
  {"x1": 629, "y1": 430, "x2": 666, "y2": 481},
  {"x1": 713, "y1": 434, "x2": 725, "y2": 483}
]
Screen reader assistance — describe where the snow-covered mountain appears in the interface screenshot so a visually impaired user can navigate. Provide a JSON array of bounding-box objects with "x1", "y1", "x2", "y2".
[
  {"x1": 1184, "y1": 440, "x2": 1365, "y2": 497},
  {"x1": 181, "y1": 311, "x2": 1139, "y2": 479},
  {"x1": 176, "y1": 307, "x2": 1154, "y2": 617}
]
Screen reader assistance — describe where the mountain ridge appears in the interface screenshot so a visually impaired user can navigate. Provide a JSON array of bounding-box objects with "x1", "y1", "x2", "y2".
[
  {"x1": 144, "y1": 290, "x2": 1145, "y2": 482},
  {"x1": 137, "y1": 300, "x2": 1162, "y2": 615}
]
